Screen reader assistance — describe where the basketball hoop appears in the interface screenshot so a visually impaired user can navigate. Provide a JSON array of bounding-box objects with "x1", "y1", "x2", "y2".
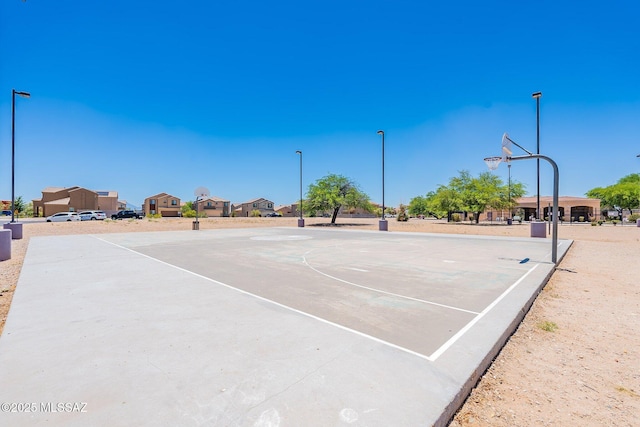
[{"x1": 484, "y1": 156, "x2": 502, "y2": 171}]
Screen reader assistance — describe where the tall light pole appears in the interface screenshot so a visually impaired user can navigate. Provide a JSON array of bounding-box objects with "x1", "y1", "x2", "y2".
[
  {"x1": 532, "y1": 91, "x2": 542, "y2": 219},
  {"x1": 508, "y1": 163, "x2": 512, "y2": 220},
  {"x1": 377, "y1": 130, "x2": 387, "y2": 231},
  {"x1": 11, "y1": 89, "x2": 31, "y2": 223},
  {"x1": 296, "y1": 150, "x2": 304, "y2": 227}
]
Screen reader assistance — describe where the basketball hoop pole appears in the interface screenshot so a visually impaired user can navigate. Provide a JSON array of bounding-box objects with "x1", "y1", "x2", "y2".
[{"x1": 507, "y1": 153, "x2": 559, "y2": 264}]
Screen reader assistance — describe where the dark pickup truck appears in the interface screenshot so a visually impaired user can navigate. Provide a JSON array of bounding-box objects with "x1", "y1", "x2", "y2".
[{"x1": 111, "y1": 210, "x2": 142, "y2": 220}]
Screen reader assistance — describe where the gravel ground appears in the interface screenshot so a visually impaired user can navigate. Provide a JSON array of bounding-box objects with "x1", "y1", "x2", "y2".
[{"x1": 1, "y1": 217, "x2": 638, "y2": 426}]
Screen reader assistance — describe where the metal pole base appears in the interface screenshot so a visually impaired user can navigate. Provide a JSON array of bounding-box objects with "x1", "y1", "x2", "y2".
[
  {"x1": 192, "y1": 221, "x2": 200, "y2": 230},
  {"x1": 379, "y1": 220, "x2": 388, "y2": 231},
  {"x1": 297, "y1": 218, "x2": 305, "y2": 227}
]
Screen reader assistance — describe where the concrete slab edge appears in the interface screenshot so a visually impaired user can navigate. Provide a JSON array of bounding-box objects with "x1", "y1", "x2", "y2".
[{"x1": 434, "y1": 239, "x2": 574, "y2": 427}]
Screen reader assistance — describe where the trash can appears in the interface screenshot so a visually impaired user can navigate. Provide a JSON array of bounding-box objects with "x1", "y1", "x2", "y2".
[
  {"x1": 506, "y1": 218, "x2": 513, "y2": 225},
  {"x1": 530, "y1": 221, "x2": 546, "y2": 238},
  {"x1": 192, "y1": 221, "x2": 199, "y2": 230},
  {"x1": 0, "y1": 229, "x2": 11, "y2": 261},
  {"x1": 637, "y1": 218, "x2": 640, "y2": 227}
]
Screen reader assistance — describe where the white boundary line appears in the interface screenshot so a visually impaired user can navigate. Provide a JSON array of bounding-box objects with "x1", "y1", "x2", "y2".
[
  {"x1": 93, "y1": 235, "x2": 543, "y2": 363},
  {"x1": 302, "y1": 253, "x2": 480, "y2": 315},
  {"x1": 428, "y1": 264, "x2": 539, "y2": 360},
  {"x1": 92, "y1": 236, "x2": 434, "y2": 361}
]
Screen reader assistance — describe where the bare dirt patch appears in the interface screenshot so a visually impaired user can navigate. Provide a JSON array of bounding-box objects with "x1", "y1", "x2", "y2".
[{"x1": 1, "y1": 217, "x2": 638, "y2": 425}]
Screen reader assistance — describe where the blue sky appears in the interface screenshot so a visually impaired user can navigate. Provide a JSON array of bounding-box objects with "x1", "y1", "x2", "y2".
[{"x1": 1, "y1": 1, "x2": 639, "y2": 209}]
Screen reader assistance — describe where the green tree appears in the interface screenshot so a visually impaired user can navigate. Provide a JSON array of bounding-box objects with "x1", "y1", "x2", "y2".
[
  {"x1": 408, "y1": 195, "x2": 429, "y2": 217},
  {"x1": 586, "y1": 173, "x2": 640, "y2": 219},
  {"x1": 305, "y1": 174, "x2": 372, "y2": 224},
  {"x1": 181, "y1": 201, "x2": 196, "y2": 218},
  {"x1": 13, "y1": 196, "x2": 26, "y2": 215},
  {"x1": 408, "y1": 170, "x2": 526, "y2": 223}
]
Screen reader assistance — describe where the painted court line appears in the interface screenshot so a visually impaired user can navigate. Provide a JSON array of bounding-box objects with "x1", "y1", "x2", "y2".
[
  {"x1": 428, "y1": 264, "x2": 539, "y2": 360},
  {"x1": 92, "y1": 235, "x2": 542, "y2": 362},
  {"x1": 302, "y1": 252, "x2": 480, "y2": 316},
  {"x1": 92, "y1": 235, "x2": 434, "y2": 361}
]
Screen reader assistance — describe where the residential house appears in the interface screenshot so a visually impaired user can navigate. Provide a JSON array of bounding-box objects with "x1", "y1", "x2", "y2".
[
  {"x1": 32, "y1": 186, "x2": 119, "y2": 217},
  {"x1": 276, "y1": 204, "x2": 294, "y2": 217},
  {"x1": 143, "y1": 193, "x2": 181, "y2": 217},
  {"x1": 232, "y1": 198, "x2": 275, "y2": 217},
  {"x1": 195, "y1": 196, "x2": 231, "y2": 217}
]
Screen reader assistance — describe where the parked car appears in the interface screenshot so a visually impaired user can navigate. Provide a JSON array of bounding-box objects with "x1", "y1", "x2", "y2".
[
  {"x1": 111, "y1": 210, "x2": 142, "y2": 220},
  {"x1": 78, "y1": 210, "x2": 107, "y2": 221},
  {"x1": 46, "y1": 212, "x2": 81, "y2": 222},
  {"x1": 1, "y1": 210, "x2": 12, "y2": 216},
  {"x1": 265, "y1": 212, "x2": 281, "y2": 217}
]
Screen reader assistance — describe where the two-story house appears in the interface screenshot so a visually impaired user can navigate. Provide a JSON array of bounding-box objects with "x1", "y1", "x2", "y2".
[
  {"x1": 32, "y1": 187, "x2": 118, "y2": 217},
  {"x1": 232, "y1": 198, "x2": 275, "y2": 217},
  {"x1": 143, "y1": 193, "x2": 181, "y2": 217},
  {"x1": 195, "y1": 196, "x2": 231, "y2": 217}
]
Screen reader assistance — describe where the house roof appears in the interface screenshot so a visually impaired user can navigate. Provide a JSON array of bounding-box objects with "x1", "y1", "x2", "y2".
[
  {"x1": 96, "y1": 190, "x2": 118, "y2": 198},
  {"x1": 41, "y1": 186, "x2": 73, "y2": 193},
  {"x1": 199, "y1": 196, "x2": 229, "y2": 203},
  {"x1": 516, "y1": 196, "x2": 600, "y2": 203},
  {"x1": 43, "y1": 197, "x2": 71, "y2": 205},
  {"x1": 241, "y1": 197, "x2": 273, "y2": 204},
  {"x1": 145, "y1": 193, "x2": 179, "y2": 200}
]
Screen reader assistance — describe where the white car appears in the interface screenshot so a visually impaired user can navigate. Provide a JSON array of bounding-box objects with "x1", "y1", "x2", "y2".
[
  {"x1": 46, "y1": 212, "x2": 81, "y2": 222},
  {"x1": 78, "y1": 210, "x2": 107, "y2": 221}
]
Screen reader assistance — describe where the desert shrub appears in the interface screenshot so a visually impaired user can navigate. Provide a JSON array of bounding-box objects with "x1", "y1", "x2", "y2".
[
  {"x1": 578, "y1": 216, "x2": 585, "y2": 222},
  {"x1": 451, "y1": 213, "x2": 461, "y2": 222},
  {"x1": 628, "y1": 214, "x2": 640, "y2": 222},
  {"x1": 250, "y1": 209, "x2": 262, "y2": 217},
  {"x1": 396, "y1": 204, "x2": 409, "y2": 222}
]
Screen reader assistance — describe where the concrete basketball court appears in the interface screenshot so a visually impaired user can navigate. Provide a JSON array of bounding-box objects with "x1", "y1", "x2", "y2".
[{"x1": 0, "y1": 226, "x2": 571, "y2": 426}]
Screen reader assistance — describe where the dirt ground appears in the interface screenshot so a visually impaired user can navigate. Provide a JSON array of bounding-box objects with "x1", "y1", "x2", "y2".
[{"x1": 1, "y1": 217, "x2": 638, "y2": 426}]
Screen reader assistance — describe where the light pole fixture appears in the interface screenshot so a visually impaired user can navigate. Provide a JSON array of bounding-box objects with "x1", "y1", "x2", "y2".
[
  {"x1": 377, "y1": 130, "x2": 387, "y2": 231},
  {"x1": 11, "y1": 89, "x2": 30, "y2": 224},
  {"x1": 296, "y1": 150, "x2": 304, "y2": 227},
  {"x1": 486, "y1": 132, "x2": 560, "y2": 264},
  {"x1": 532, "y1": 91, "x2": 542, "y2": 220}
]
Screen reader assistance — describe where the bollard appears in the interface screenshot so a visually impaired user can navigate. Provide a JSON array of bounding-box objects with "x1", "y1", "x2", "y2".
[
  {"x1": 3, "y1": 222, "x2": 23, "y2": 239},
  {"x1": 530, "y1": 221, "x2": 546, "y2": 238},
  {"x1": 192, "y1": 221, "x2": 199, "y2": 230},
  {"x1": 0, "y1": 229, "x2": 12, "y2": 261}
]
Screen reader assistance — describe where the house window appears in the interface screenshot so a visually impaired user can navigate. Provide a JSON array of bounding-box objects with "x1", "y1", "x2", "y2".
[
  {"x1": 268, "y1": 203, "x2": 273, "y2": 208},
  {"x1": 224, "y1": 202, "x2": 229, "y2": 207},
  {"x1": 207, "y1": 202, "x2": 212, "y2": 207},
  {"x1": 253, "y1": 203, "x2": 257, "y2": 208},
  {"x1": 171, "y1": 200, "x2": 177, "y2": 206},
  {"x1": 150, "y1": 199, "x2": 156, "y2": 204}
]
